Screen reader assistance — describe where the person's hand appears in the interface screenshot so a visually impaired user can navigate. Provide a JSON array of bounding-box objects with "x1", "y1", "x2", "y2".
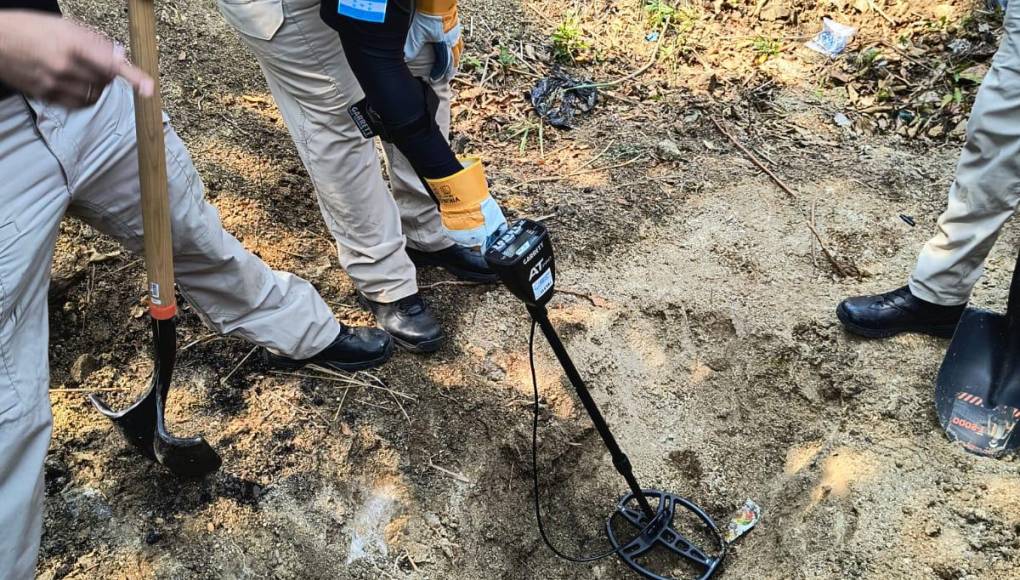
[
  {"x1": 403, "y1": 0, "x2": 462, "y2": 82},
  {"x1": 0, "y1": 10, "x2": 154, "y2": 108}
]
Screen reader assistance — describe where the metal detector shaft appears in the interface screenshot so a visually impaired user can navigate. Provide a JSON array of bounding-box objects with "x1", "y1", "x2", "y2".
[{"x1": 527, "y1": 304, "x2": 656, "y2": 519}]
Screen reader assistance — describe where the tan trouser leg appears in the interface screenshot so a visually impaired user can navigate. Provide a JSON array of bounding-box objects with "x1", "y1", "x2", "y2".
[
  {"x1": 0, "y1": 76, "x2": 343, "y2": 578},
  {"x1": 220, "y1": 0, "x2": 451, "y2": 302},
  {"x1": 0, "y1": 95, "x2": 63, "y2": 580},
  {"x1": 32, "y1": 80, "x2": 342, "y2": 358},
  {"x1": 910, "y1": 2, "x2": 1020, "y2": 306}
]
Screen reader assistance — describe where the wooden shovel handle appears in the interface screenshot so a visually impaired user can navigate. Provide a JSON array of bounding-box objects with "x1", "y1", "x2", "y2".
[{"x1": 127, "y1": 0, "x2": 176, "y2": 320}]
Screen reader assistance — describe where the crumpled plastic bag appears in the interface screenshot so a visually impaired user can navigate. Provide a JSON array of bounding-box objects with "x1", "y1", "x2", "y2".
[
  {"x1": 806, "y1": 18, "x2": 857, "y2": 58},
  {"x1": 529, "y1": 69, "x2": 598, "y2": 129}
]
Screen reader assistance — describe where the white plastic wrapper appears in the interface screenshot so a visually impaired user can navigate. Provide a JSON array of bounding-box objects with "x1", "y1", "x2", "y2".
[{"x1": 806, "y1": 18, "x2": 857, "y2": 58}]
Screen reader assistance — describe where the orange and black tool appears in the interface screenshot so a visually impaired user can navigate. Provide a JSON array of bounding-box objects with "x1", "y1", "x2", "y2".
[
  {"x1": 935, "y1": 247, "x2": 1020, "y2": 458},
  {"x1": 90, "y1": 0, "x2": 221, "y2": 477}
]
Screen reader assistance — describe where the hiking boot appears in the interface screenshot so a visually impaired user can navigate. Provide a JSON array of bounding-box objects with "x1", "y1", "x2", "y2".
[
  {"x1": 836, "y1": 285, "x2": 966, "y2": 339},
  {"x1": 359, "y1": 293, "x2": 444, "y2": 353},
  {"x1": 265, "y1": 325, "x2": 393, "y2": 372},
  {"x1": 406, "y1": 244, "x2": 499, "y2": 283}
]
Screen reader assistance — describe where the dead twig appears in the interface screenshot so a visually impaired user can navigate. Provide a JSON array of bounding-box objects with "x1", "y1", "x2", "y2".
[
  {"x1": 402, "y1": 551, "x2": 420, "y2": 573},
  {"x1": 389, "y1": 391, "x2": 411, "y2": 425},
  {"x1": 265, "y1": 387, "x2": 335, "y2": 429},
  {"x1": 567, "y1": 16, "x2": 671, "y2": 91},
  {"x1": 710, "y1": 116, "x2": 856, "y2": 278},
  {"x1": 810, "y1": 199, "x2": 818, "y2": 268},
  {"x1": 577, "y1": 141, "x2": 614, "y2": 172},
  {"x1": 279, "y1": 248, "x2": 312, "y2": 260},
  {"x1": 333, "y1": 387, "x2": 352, "y2": 422},
  {"x1": 866, "y1": 0, "x2": 896, "y2": 25},
  {"x1": 221, "y1": 346, "x2": 258, "y2": 385},
  {"x1": 354, "y1": 398, "x2": 391, "y2": 411},
  {"x1": 556, "y1": 287, "x2": 609, "y2": 307},
  {"x1": 51, "y1": 387, "x2": 132, "y2": 394},
  {"x1": 270, "y1": 369, "x2": 417, "y2": 401},
  {"x1": 180, "y1": 332, "x2": 220, "y2": 353},
  {"x1": 506, "y1": 66, "x2": 543, "y2": 80},
  {"x1": 530, "y1": 212, "x2": 559, "y2": 223},
  {"x1": 419, "y1": 280, "x2": 483, "y2": 290},
  {"x1": 428, "y1": 458, "x2": 472, "y2": 484}
]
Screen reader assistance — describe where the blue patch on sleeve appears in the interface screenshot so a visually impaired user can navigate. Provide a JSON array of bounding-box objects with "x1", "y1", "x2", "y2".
[{"x1": 339, "y1": 0, "x2": 387, "y2": 23}]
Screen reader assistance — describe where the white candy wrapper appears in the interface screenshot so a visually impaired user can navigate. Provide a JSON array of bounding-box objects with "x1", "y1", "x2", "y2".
[{"x1": 806, "y1": 18, "x2": 857, "y2": 58}]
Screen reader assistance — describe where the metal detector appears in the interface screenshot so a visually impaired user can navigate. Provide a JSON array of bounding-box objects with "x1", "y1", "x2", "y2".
[{"x1": 485, "y1": 219, "x2": 727, "y2": 580}]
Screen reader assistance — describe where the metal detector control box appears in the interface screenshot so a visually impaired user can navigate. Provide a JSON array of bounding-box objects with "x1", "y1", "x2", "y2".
[{"x1": 484, "y1": 219, "x2": 556, "y2": 307}]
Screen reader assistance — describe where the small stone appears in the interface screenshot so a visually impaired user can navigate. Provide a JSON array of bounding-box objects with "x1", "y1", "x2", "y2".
[
  {"x1": 144, "y1": 530, "x2": 161, "y2": 545},
  {"x1": 69, "y1": 354, "x2": 99, "y2": 385},
  {"x1": 760, "y1": 2, "x2": 791, "y2": 20},
  {"x1": 207, "y1": 522, "x2": 215, "y2": 533},
  {"x1": 925, "y1": 523, "x2": 941, "y2": 537},
  {"x1": 833, "y1": 112, "x2": 852, "y2": 128},
  {"x1": 424, "y1": 512, "x2": 442, "y2": 528},
  {"x1": 655, "y1": 139, "x2": 683, "y2": 161}
]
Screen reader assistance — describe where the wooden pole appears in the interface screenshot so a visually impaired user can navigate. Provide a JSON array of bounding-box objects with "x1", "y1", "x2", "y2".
[{"x1": 127, "y1": 0, "x2": 176, "y2": 319}]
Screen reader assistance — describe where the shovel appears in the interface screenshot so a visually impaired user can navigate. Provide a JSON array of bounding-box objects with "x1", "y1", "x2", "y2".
[
  {"x1": 89, "y1": 0, "x2": 221, "y2": 478},
  {"x1": 935, "y1": 248, "x2": 1020, "y2": 458}
]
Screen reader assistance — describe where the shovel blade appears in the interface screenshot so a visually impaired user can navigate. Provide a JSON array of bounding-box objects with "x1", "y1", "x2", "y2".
[
  {"x1": 91, "y1": 317, "x2": 222, "y2": 477},
  {"x1": 154, "y1": 393, "x2": 222, "y2": 478},
  {"x1": 89, "y1": 386, "x2": 159, "y2": 461},
  {"x1": 935, "y1": 308, "x2": 1020, "y2": 457}
]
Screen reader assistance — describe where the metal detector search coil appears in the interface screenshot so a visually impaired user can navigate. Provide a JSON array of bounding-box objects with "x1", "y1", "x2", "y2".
[{"x1": 486, "y1": 219, "x2": 727, "y2": 580}]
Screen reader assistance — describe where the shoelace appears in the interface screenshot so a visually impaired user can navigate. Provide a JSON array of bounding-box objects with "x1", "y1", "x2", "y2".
[
  {"x1": 878, "y1": 286, "x2": 913, "y2": 307},
  {"x1": 396, "y1": 295, "x2": 426, "y2": 316}
]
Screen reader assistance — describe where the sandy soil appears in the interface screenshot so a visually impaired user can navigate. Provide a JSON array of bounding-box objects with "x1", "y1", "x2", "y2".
[{"x1": 37, "y1": 0, "x2": 1020, "y2": 579}]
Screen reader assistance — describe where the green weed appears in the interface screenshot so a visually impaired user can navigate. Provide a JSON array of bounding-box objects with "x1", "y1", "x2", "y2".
[
  {"x1": 645, "y1": 0, "x2": 675, "y2": 28},
  {"x1": 461, "y1": 54, "x2": 483, "y2": 71},
  {"x1": 752, "y1": 35, "x2": 782, "y2": 58},
  {"x1": 498, "y1": 47, "x2": 517, "y2": 67},
  {"x1": 551, "y1": 16, "x2": 590, "y2": 62}
]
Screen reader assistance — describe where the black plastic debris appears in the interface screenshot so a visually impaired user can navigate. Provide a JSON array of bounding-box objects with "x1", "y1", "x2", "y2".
[{"x1": 529, "y1": 69, "x2": 598, "y2": 129}]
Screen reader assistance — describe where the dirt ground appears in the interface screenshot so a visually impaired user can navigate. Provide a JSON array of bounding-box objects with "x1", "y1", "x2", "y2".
[{"x1": 38, "y1": 0, "x2": 1020, "y2": 579}]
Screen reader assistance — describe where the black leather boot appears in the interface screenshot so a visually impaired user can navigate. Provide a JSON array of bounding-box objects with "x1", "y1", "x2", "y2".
[
  {"x1": 359, "y1": 293, "x2": 444, "y2": 353},
  {"x1": 837, "y1": 285, "x2": 966, "y2": 338},
  {"x1": 406, "y1": 244, "x2": 499, "y2": 283},
  {"x1": 265, "y1": 325, "x2": 393, "y2": 372}
]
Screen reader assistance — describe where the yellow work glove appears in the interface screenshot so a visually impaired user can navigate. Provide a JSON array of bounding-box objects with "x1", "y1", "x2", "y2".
[
  {"x1": 403, "y1": 0, "x2": 463, "y2": 82},
  {"x1": 426, "y1": 157, "x2": 508, "y2": 250}
]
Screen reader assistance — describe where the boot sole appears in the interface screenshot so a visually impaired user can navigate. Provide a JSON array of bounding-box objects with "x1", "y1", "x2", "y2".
[
  {"x1": 391, "y1": 333, "x2": 444, "y2": 354},
  {"x1": 357, "y1": 295, "x2": 445, "y2": 354},
  {"x1": 264, "y1": 339, "x2": 395, "y2": 372},
  {"x1": 835, "y1": 303, "x2": 958, "y2": 339}
]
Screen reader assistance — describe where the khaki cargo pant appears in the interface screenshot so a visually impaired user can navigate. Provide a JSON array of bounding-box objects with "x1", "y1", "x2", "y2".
[
  {"x1": 909, "y1": 1, "x2": 1020, "y2": 305},
  {"x1": 218, "y1": 0, "x2": 454, "y2": 304},
  {"x1": 0, "y1": 80, "x2": 340, "y2": 579}
]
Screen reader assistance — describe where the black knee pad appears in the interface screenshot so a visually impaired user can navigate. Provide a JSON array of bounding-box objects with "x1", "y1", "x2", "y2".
[{"x1": 348, "y1": 79, "x2": 439, "y2": 144}]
